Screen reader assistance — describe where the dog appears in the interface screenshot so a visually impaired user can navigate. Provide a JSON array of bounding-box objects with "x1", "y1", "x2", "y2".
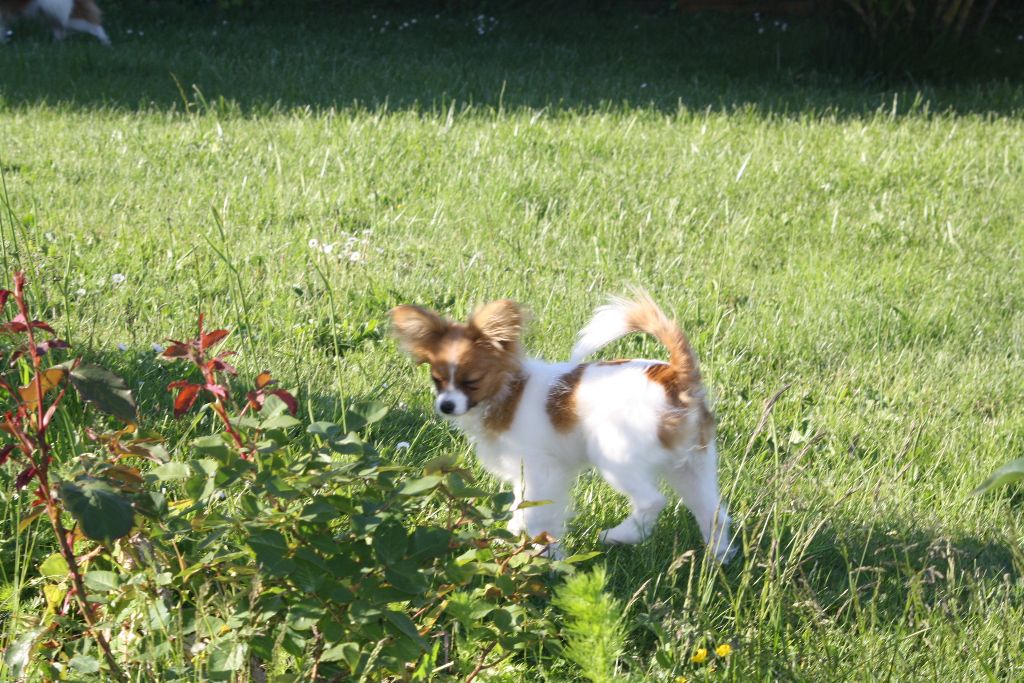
[
  {"x1": 0, "y1": 0, "x2": 110, "y2": 44},
  {"x1": 390, "y1": 291, "x2": 736, "y2": 562}
]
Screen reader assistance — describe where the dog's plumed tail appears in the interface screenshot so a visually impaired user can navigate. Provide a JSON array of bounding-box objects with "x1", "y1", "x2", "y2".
[{"x1": 571, "y1": 289, "x2": 702, "y2": 388}]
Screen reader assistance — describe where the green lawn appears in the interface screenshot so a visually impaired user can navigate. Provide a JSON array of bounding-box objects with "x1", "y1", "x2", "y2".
[{"x1": 2, "y1": 3, "x2": 1023, "y2": 681}]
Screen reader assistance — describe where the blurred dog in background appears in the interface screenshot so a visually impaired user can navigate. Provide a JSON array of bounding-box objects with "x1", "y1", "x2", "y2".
[{"x1": 1, "y1": 0, "x2": 110, "y2": 44}]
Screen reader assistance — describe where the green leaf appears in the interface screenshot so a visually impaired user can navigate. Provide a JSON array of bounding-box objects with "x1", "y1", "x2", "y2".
[
  {"x1": 149, "y1": 461, "x2": 191, "y2": 481},
  {"x1": 258, "y1": 393, "x2": 291, "y2": 418},
  {"x1": 348, "y1": 400, "x2": 388, "y2": 429},
  {"x1": 208, "y1": 640, "x2": 247, "y2": 681},
  {"x1": 562, "y1": 551, "x2": 603, "y2": 564},
  {"x1": 397, "y1": 474, "x2": 443, "y2": 496},
  {"x1": 307, "y1": 421, "x2": 343, "y2": 440},
  {"x1": 59, "y1": 479, "x2": 135, "y2": 541},
  {"x1": 68, "y1": 654, "x2": 101, "y2": 674},
  {"x1": 320, "y1": 641, "x2": 360, "y2": 668},
  {"x1": 84, "y1": 570, "x2": 121, "y2": 592},
  {"x1": 260, "y1": 414, "x2": 300, "y2": 431},
  {"x1": 39, "y1": 553, "x2": 68, "y2": 580},
  {"x1": 192, "y1": 434, "x2": 230, "y2": 458},
  {"x1": 4, "y1": 627, "x2": 43, "y2": 679},
  {"x1": 383, "y1": 610, "x2": 427, "y2": 651},
  {"x1": 974, "y1": 457, "x2": 1024, "y2": 495},
  {"x1": 385, "y1": 562, "x2": 428, "y2": 594},
  {"x1": 68, "y1": 364, "x2": 138, "y2": 424},
  {"x1": 247, "y1": 528, "x2": 292, "y2": 576}
]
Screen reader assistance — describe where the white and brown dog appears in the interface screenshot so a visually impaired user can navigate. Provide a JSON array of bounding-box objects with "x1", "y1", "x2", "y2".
[
  {"x1": 1, "y1": 0, "x2": 109, "y2": 44},
  {"x1": 390, "y1": 292, "x2": 736, "y2": 562}
]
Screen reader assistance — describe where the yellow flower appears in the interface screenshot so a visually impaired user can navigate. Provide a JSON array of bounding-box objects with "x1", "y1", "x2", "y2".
[
  {"x1": 691, "y1": 647, "x2": 709, "y2": 664},
  {"x1": 715, "y1": 643, "x2": 733, "y2": 658},
  {"x1": 675, "y1": 677, "x2": 688, "y2": 683}
]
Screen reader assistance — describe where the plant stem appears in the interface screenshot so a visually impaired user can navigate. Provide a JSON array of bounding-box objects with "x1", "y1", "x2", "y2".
[{"x1": 12, "y1": 273, "x2": 128, "y2": 683}]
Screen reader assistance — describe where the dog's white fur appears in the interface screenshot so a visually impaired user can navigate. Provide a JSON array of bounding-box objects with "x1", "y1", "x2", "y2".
[
  {"x1": 0, "y1": 0, "x2": 110, "y2": 44},
  {"x1": 391, "y1": 294, "x2": 736, "y2": 563}
]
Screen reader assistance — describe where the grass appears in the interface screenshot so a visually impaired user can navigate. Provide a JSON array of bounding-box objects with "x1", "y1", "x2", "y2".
[{"x1": 2, "y1": 2, "x2": 1024, "y2": 680}]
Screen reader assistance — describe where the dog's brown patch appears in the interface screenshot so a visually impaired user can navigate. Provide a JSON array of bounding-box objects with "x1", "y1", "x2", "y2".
[
  {"x1": 596, "y1": 359, "x2": 631, "y2": 366},
  {"x1": 483, "y1": 373, "x2": 527, "y2": 435},
  {"x1": 646, "y1": 362, "x2": 714, "y2": 449},
  {"x1": 546, "y1": 364, "x2": 587, "y2": 432},
  {"x1": 71, "y1": 0, "x2": 103, "y2": 24},
  {"x1": 0, "y1": 0, "x2": 33, "y2": 15}
]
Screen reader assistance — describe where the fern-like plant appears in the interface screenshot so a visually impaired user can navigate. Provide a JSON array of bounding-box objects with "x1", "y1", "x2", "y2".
[{"x1": 553, "y1": 566, "x2": 627, "y2": 683}]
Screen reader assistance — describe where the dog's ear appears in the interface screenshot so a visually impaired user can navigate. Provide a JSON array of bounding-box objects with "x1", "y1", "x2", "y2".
[
  {"x1": 389, "y1": 305, "x2": 447, "y2": 363},
  {"x1": 469, "y1": 300, "x2": 523, "y2": 352}
]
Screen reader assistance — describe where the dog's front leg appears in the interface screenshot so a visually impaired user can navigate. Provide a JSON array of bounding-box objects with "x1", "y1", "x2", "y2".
[{"x1": 506, "y1": 463, "x2": 574, "y2": 557}]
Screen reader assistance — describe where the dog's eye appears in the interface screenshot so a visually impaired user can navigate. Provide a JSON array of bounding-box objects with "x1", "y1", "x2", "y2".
[
  {"x1": 462, "y1": 377, "x2": 482, "y2": 389},
  {"x1": 430, "y1": 373, "x2": 443, "y2": 387}
]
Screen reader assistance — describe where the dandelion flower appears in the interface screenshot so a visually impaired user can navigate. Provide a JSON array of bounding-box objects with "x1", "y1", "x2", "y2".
[
  {"x1": 308, "y1": 238, "x2": 320, "y2": 249},
  {"x1": 691, "y1": 648, "x2": 709, "y2": 664},
  {"x1": 715, "y1": 643, "x2": 732, "y2": 658}
]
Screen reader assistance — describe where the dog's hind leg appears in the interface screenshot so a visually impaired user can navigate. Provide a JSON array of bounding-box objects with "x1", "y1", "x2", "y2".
[
  {"x1": 590, "y1": 434, "x2": 667, "y2": 545},
  {"x1": 66, "y1": 18, "x2": 108, "y2": 44},
  {"x1": 664, "y1": 442, "x2": 736, "y2": 563}
]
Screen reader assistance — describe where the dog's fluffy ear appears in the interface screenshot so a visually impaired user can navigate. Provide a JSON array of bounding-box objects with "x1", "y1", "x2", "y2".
[
  {"x1": 389, "y1": 305, "x2": 447, "y2": 363},
  {"x1": 469, "y1": 300, "x2": 523, "y2": 352}
]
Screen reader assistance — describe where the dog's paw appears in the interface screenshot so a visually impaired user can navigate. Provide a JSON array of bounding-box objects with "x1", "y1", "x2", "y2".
[
  {"x1": 710, "y1": 537, "x2": 739, "y2": 564},
  {"x1": 598, "y1": 524, "x2": 644, "y2": 545}
]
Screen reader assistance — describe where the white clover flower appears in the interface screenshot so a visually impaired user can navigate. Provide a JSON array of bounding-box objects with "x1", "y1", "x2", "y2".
[
  {"x1": 348, "y1": 251, "x2": 363, "y2": 263},
  {"x1": 396, "y1": 442, "x2": 411, "y2": 451},
  {"x1": 111, "y1": 273, "x2": 126, "y2": 285},
  {"x1": 308, "y1": 238, "x2": 320, "y2": 249},
  {"x1": 75, "y1": 288, "x2": 86, "y2": 296},
  {"x1": 321, "y1": 242, "x2": 335, "y2": 255},
  {"x1": 117, "y1": 343, "x2": 128, "y2": 351},
  {"x1": 152, "y1": 343, "x2": 165, "y2": 353}
]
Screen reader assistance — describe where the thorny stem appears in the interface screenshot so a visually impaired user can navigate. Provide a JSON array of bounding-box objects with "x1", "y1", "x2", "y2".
[
  {"x1": 201, "y1": 359, "x2": 255, "y2": 459},
  {"x1": 10, "y1": 273, "x2": 129, "y2": 683},
  {"x1": 464, "y1": 641, "x2": 508, "y2": 683}
]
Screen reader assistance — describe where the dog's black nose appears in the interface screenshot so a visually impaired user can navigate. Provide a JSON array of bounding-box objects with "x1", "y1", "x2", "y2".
[{"x1": 439, "y1": 399, "x2": 456, "y2": 414}]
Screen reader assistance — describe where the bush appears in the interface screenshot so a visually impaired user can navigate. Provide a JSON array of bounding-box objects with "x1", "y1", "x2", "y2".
[
  {"x1": 838, "y1": 0, "x2": 1000, "y2": 42},
  {"x1": 0, "y1": 272, "x2": 602, "y2": 680}
]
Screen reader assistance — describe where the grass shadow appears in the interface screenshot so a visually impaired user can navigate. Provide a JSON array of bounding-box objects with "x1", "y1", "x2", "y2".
[{"x1": 0, "y1": 3, "x2": 1021, "y2": 118}]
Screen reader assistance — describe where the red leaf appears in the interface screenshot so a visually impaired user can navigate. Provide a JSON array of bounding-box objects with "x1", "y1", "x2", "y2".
[
  {"x1": 255, "y1": 371, "x2": 274, "y2": 389},
  {"x1": 35, "y1": 339, "x2": 70, "y2": 357},
  {"x1": 0, "y1": 443, "x2": 14, "y2": 465},
  {"x1": 167, "y1": 379, "x2": 193, "y2": 390},
  {"x1": 204, "y1": 383, "x2": 228, "y2": 400},
  {"x1": 173, "y1": 384, "x2": 201, "y2": 418},
  {"x1": 200, "y1": 329, "x2": 229, "y2": 352},
  {"x1": 161, "y1": 342, "x2": 191, "y2": 359},
  {"x1": 246, "y1": 391, "x2": 264, "y2": 411},
  {"x1": 0, "y1": 290, "x2": 10, "y2": 309},
  {"x1": 15, "y1": 465, "x2": 37, "y2": 490},
  {"x1": 270, "y1": 389, "x2": 298, "y2": 416},
  {"x1": 209, "y1": 356, "x2": 237, "y2": 375},
  {"x1": 1, "y1": 313, "x2": 55, "y2": 335},
  {"x1": 41, "y1": 402, "x2": 58, "y2": 431}
]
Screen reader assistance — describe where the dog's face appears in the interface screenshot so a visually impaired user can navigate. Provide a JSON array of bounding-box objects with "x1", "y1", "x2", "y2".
[{"x1": 389, "y1": 300, "x2": 522, "y2": 417}]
